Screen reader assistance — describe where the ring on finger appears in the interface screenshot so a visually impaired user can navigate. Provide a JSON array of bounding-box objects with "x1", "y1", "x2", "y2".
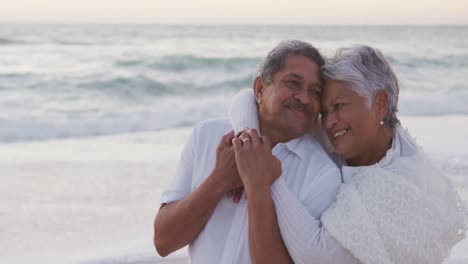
[{"x1": 242, "y1": 138, "x2": 251, "y2": 143}]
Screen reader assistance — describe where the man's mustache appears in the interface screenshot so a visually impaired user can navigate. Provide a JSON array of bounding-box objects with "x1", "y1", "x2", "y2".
[{"x1": 285, "y1": 101, "x2": 310, "y2": 116}]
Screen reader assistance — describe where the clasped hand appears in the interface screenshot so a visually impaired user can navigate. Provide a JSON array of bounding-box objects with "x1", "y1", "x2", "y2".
[
  {"x1": 232, "y1": 129, "x2": 282, "y2": 193},
  {"x1": 214, "y1": 129, "x2": 282, "y2": 202}
]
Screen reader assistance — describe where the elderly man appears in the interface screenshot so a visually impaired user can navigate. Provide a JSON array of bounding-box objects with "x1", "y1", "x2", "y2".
[{"x1": 153, "y1": 40, "x2": 341, "y2": 264}]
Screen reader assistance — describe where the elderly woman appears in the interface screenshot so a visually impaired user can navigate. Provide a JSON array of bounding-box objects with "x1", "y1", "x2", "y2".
[{"x1": 229, "y1": 45, "x2": 466, "y2": 263}]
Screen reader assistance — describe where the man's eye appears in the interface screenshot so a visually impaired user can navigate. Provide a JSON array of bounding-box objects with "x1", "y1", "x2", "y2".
[
  {"x1": 310, "y1": 89, "x2": 321, "y2": 97},
  {"x1": 285, "y1": 80, "x2": 299, "y2": 88}
]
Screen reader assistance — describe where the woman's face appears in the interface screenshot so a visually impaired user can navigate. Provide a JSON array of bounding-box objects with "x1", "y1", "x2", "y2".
[{"x1": 321, "y1": 80, "x2": 382, "y2": 165}]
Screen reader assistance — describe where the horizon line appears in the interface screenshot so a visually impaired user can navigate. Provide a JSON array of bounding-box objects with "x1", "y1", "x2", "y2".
[{"x1": 1, "y1": 21, "x2": 468, "y2": 27}]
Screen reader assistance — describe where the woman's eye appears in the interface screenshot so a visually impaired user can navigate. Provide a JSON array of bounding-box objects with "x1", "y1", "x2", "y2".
[{"x1": 334, "y1": 103, "x2": 344, "y2": 110}]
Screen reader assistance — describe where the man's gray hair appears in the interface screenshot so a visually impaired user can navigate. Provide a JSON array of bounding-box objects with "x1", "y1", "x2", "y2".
[
  {"x1": 256, "y1": 40, "x2": 325, "y2": 85},
  {"x1": 321, "y1": 45, "x2": 400, "y2": 129}
]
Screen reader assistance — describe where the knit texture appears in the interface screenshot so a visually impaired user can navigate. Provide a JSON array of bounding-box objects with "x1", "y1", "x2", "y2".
[
  {"x1": 271, "y1": 179, "x2": 360, "y2": 263},
  {"x1": 322, "y1": 167, "x2": 467, "y2": 264},
  {"x1": 229, "y1": 89, "x2": 259, "y2": 135}
]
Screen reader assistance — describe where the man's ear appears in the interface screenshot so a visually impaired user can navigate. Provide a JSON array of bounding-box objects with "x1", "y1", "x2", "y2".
[
  {"x1": 253, "y1": 76, "x2": 265, "y2": 104},
  {"x1": 374, "y1": 90, "x2": 389, "y2": 121}
]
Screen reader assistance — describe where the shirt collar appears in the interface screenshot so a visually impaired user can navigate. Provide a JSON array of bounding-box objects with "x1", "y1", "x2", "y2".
[{"x1": 275, "y1": 135, "x2": 310, "y2": 160}]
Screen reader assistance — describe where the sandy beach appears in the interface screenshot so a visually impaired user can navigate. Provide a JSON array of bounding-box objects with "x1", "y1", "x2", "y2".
[{"x1": 1, "y1": 115, "x2": 467, "y2": 263}]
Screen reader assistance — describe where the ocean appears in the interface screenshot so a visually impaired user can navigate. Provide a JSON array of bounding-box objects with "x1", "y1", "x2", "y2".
[
  {"x1": 1, "y1": 24, "x2": 468, "y2": 142},
  {"x1": 0, "y1": 24, "x2": 467, "y2": 263}
]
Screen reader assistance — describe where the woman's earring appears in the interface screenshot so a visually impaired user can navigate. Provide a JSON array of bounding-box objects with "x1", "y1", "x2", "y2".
[
  {"x1": 380, "y1": 120, "x2": 384, "y2": 126},
  {"x1": 257, "y1": 98, "x2": 262, "y2": 104}
]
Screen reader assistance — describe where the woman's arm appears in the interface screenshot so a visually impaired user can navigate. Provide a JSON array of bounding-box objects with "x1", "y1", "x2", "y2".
[
  {"x1": 233, "y1": 130, "x2": 293, "y2": 264},
  {"x1": 271, "y1": 179, "x2": 359, "y2": 264},
  {"x1": 246, "y1": 186, "x2": 294, "y2": 264},
  {"x1": 230, "y1": 91, "x2": 357, "y2": 263},
  {"x1": 229, "y1": 89, "x2": 259, "y2": 134}
]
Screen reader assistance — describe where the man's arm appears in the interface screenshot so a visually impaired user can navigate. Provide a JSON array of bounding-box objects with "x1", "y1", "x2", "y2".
[
  {"x1": 154, "y1": 168, "x2": 237, "y2": 256},
  {"x1": 153, "y1": 131, "x2": 242, "y2": 257},
  {"x1": 233, "y1": 130, "x2": 293, "y2": 264}
]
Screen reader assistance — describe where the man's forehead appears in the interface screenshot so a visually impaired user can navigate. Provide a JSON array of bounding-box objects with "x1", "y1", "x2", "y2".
[
  {"x1": 277, "y1": 71, "x2": 322, "y2": 87},
  {"x1": 277, "y1": 56, "x2": 318, "y2": 72}
]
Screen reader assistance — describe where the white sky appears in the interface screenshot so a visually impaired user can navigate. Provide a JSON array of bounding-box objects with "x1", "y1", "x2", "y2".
[{"x1": 1, "y1": 0, "x2": 467, "y2": 24}]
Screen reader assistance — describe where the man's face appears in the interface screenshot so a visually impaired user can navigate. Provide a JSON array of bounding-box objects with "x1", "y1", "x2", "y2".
[{"x1": 256, "y1": 55, "x2": 322, "y2": 142}]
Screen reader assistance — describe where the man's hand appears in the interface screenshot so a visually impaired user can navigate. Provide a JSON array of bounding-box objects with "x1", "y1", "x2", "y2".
[
  {"x1": 154, "y1": 131, "x2": 244, "y2": 257},
  {"x1": 232, "y1": 129, "x2": 282, "y2": 193},
  {"x1": 227, "y1": 187, "x2": 244, "y2": 203},
  {"x1": 212, "y1": 130, "x2": 243, "y2": 193}
]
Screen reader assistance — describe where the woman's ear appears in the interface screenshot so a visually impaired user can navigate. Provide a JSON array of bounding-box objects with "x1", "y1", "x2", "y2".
[
  {"x1": 374, "y1": 90, "x2": 389, "y2": 121},
  {"x1": 253, "y1": 76, "x2": 264, "y2": 104}
]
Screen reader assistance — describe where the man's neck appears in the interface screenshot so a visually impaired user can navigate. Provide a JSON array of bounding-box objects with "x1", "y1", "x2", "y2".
[{"x1": 259, "y1": 121, "x2": 297, "y2": 147}]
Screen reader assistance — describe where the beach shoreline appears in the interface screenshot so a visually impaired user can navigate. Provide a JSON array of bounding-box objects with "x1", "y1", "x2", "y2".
[{"x1": 1, "y1": 115, "x2": 467, "y2": 263}]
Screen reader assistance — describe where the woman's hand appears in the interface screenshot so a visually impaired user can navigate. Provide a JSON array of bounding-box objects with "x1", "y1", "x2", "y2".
[{"x1": 232, "y1": 129, "x2": 282, "y2": 194}]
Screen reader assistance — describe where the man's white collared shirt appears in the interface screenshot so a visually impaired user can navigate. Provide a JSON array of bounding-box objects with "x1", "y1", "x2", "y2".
[{"x1": 161, "y1": 118, "x2": 341, "y2": 264}]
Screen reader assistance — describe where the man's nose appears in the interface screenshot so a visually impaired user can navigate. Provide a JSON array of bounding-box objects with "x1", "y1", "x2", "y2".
[{"x1": 294, "y1": 89, "x2": 310, "y2": 105}]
